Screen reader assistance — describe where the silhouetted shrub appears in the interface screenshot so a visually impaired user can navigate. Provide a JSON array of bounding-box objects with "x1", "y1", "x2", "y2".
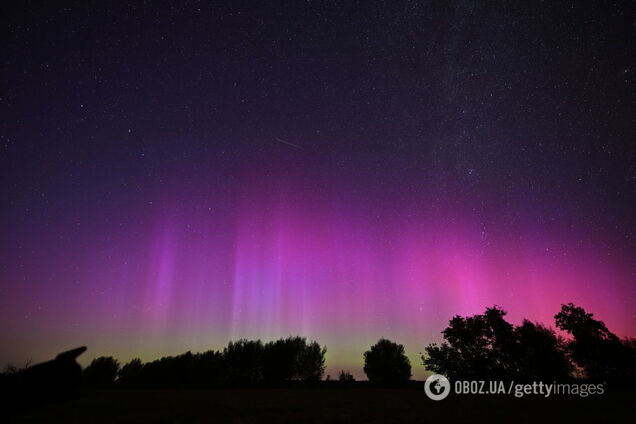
[
  {"x1": 83, "y1": 356, "x2": 119, "y2": 387},
  {"x1": 3, "y1": 364, "x2": 21, "y2": 375},
  {"x1": 363, "y1": 339, "x2": 411, "y2": 384},
  {"x1": 555, "y1": 303, "x2": 636, "y2": 382},
  {"x1": 338, "y1": 370, "x2": 355, "y2": 382}
]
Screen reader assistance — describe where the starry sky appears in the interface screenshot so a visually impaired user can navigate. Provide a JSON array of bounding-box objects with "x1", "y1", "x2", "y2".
[{"x1": 1, "y1": 1, "x2": 635, "y2": 379}]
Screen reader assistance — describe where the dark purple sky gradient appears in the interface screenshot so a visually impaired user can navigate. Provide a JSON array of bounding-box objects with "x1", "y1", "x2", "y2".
[{"x1": 1, "y1": 1, "x2": 635, "y2": 378}]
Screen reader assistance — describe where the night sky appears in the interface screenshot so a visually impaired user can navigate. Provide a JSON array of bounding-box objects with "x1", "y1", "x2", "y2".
[{"x1": 1, "y1": 1, "x2": 635, "y2": 379}]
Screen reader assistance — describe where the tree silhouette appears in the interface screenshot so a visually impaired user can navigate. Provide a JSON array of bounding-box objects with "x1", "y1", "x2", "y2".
[
  {"x1": 515, "y1": 320, "x2": 572, "y2": 381},
  {"x1": 423, "y1": 306, "x2": 571, "y2": 381},
  {"x1": 97, "y1": 337, "x2": 327, "y2": 387},
  {"x1": 223, "y1": 339, "x2": 265, "y2": 384},
  {"x1": 118, "y1": 358, "x2": 143, "y2": 386},
  {"x1": 555, "y1": 303, "x2": 635, "y2": 382},
  {"x1": 261, "y1": 337, "x2": 326, "y2": 382},
  {"x1": 133, "y1": 350, "x2": 228, "y2": 387},
  {"x1": 296, "y1": 340, "x2": 327, "y2": 381},
  {"x1": 195, "y1": 350, "x2": 226, "y2": 385},
  {"x1": 338, "y1": 370, "x2": 355, "y2": 382},
  {"x1": 263, "y1": 337, "x2": 302, "y2": 382},
  {"x1": 424, "y1": 306, "x2": 517, "y2": 380},
  {"x1": 363, "y1": 338, "x2": 411, "y2": 384},
  {"x1": 83, "y1": 356, "x2": 119, "y2": 387}
]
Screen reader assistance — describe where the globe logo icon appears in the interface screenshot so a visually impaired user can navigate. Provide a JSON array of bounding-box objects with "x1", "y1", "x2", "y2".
[{"x1": 424, "y1": 374, "x2": 450, "y2": 400}]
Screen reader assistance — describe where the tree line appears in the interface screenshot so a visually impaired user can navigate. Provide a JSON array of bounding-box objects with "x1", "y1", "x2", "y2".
[
  {"x1": 84, "y1": 337, "x2": 327, "y2": 387},
  {"x1": 424, "y1": 303, "x2": 635, "y2": 384},
  {"x1": 79, "y1": 303, "x2": 635, "y2": 387}
]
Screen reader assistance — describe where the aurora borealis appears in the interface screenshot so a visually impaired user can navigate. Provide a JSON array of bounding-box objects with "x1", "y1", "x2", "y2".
[{"x1": 1, "y1": 2, "x2": 635, "y2": 379}]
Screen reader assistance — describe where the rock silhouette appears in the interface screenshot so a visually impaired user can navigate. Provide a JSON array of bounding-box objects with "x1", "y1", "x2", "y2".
[{"x1": 0, "y1": 346, "x2": 86, "y2": 414}]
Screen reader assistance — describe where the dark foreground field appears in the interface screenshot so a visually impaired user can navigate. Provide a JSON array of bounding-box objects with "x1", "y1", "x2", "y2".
[{"x1": 10, "y1": 386, "x2": 634, "y2": 423}]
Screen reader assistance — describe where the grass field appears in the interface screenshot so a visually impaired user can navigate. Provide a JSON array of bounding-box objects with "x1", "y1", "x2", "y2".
[{"x1": 10, "y1": 386, "x2": 633, "y2": 423}]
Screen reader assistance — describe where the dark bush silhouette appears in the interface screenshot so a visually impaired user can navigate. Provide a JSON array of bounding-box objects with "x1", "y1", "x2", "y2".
[
  {"x1": 83, "y1": 356, "x2": 119, "y2": 387},
  {"x1": 423, "y1": 306, "x2": 571, "y2": 381},
  {"x1": 363, "y1": 338, "x2": 411, "y2": 384},
  {"x1": 338, "y1": 370, "x2": 355, "y2": 382},
  {"x1": 555, "y1": 303, "x2": 636, "y2": 382}
]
